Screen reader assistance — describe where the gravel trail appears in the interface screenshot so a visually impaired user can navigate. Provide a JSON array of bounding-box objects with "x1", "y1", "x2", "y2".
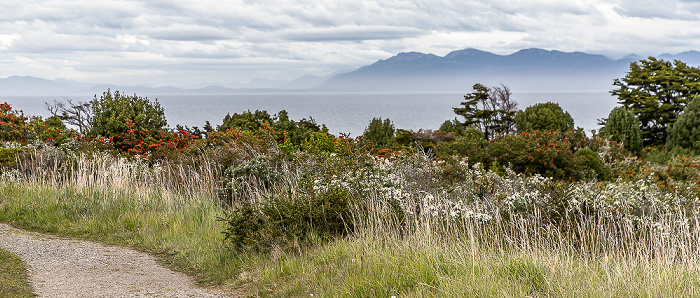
[{"x1": 0, "y1": 223, "x2": 231, "y2": 297}]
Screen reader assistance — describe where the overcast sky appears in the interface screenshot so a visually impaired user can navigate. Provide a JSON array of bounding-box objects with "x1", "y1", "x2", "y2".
[{"x1": 1, "y1": 0, "x2": 699, "y2": 87}]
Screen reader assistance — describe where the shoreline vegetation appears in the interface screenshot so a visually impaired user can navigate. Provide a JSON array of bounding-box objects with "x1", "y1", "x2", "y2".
[{"x1": 1, "y1": 57, "x2": 700, "y2": 296}]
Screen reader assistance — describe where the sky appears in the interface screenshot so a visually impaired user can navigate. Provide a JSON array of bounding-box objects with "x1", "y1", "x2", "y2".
[{"x1": 1, "y1": 0, "x2": 700, "y2": 87}]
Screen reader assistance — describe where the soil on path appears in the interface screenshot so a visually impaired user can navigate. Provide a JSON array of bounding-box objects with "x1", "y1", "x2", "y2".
[{"x1": 0, "y1": 223, "x2": 231, "y2": 297}]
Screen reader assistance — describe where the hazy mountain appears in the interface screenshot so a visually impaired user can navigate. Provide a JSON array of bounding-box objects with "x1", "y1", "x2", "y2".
[
  {"x1": 3, "y1": 48, "x2": 700, "y2": 96},
  {"x1": 314, "y1": 48, "x2": 639, "y2": 92},
  {"x1": 659, "y1": 51, "x2": 700, "y2": 66},
  {"x1": 280, "y1": 74, "x2": 327, "y2": 89},
  {"x1": 0, "y1": 76, "x2": 84, "y2": 95}
]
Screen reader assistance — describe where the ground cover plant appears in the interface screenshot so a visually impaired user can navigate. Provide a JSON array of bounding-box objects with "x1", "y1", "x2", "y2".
[{"x1": 2, "y1": 67, "x2": 700, "y2": 296}]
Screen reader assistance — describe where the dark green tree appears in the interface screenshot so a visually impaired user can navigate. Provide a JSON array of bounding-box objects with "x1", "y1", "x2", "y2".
[
  {"x1": 612, "y1": 57, "x2": 700, "y2": 146},
  {"x1": 454, "y1": 83, "x2": 518, "y2": 140},
  {"x1": 666, "y1": 96, "x2": 700, "y2": 154},
  {"x1": 219, "y1": 110, "x2": 272, "y2": 132},
  {"x1": 438, "y1": 118, "x2": 465, "y2": 135},
  {"x1": 91, "y1": 90, "x2": 167, "y2": 139},
  {"x1": 599, "y1": 107, "x2": 643, "y2": 154},
  {"x1": 514, "y1": 102, "x2": 574, "y2": 133},
  {"x1": 454, "y1": 83, "x2": 487, "y2": 129},
  {"x1": 363, "y1": 117, "x2": 395, "y2": 148}
]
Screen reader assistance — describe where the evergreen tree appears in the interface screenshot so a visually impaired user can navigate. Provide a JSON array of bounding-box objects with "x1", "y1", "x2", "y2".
[
  {"x1": 666, "y1": 96, "x2": 700, "y2": 154},
  {"x1": 612, "y1": 57, "x2": 700, "y2": 146},
  {"x1": 453, "y1": 83, "x2": 485, "y2": 129},
  {"x1": 600, "y1": 107, "x2": 643, "y2": 154}
]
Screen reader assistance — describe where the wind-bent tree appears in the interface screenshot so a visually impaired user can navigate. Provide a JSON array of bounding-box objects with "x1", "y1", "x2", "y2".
[
  {"x1": 45, "y1": 98, "x2": 94, "y2": 134},
  {"x1": 454, "y1": 83, "x2": 518, "y2": 140},
  {"x1": 611, "y1": 57, "x2": 700, "y2": 146}
]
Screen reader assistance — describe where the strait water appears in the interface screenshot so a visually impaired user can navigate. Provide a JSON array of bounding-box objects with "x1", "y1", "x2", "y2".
[{"x1": 2, "y1": 92, "x2": 618, "y2": 137}]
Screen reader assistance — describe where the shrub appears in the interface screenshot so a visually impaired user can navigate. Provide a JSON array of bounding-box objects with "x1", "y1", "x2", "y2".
[
  {"x1": 438, "y1": 118, "x2": 466, "y2": 135},
  {"x1": 0, "y1": 148, "x2": 27, "y2": 169},
  {"x1": 302, "y1": 131, "x2": 337, "y2": 154},
  {"x1": 0, "y1": 102, "x2": 31, "y2": 144},
  {"x1": 487, "y1": 130, "x2": 576, "y2": 179},
  {"x1": 600, "y1": 107, "x2": 643, "y2": 154},
  {"x1": 91, "y1": 90, "x2": 167, "y2": 152},
  {"x1": 219, "y1": 110, "x2": 272, "y2": 132},
  {"x1": 363, "y1": 118, "x2": 396, "y2": 149},
  {"x1": 514, "y1": 102, "x2": 574, "y2": 133},
  {"x1": 217, "y1": 155, "x2": 281, "y2": 205},
  {"x1": 667, "y1": 96, "x2": 700, "y2": 155},
  {"x1": 437, "y1": 125, "x2": 487, "y2": 164},
  {"x1": 572, "y1": 146, "x2": 608, "y2": 181},
  {"x1": 220, "y1": 184, "x2": 352, "y2": 252}
]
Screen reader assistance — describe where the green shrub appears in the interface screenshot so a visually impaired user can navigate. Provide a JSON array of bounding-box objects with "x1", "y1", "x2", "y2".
[
  {"x1": 486, "y1": 130, "x2": 580, "y2": 180},
  {"x1": 643, "y1": 146, "x2": 673, "y2": 165},
  {"x1": 437, "y1": 126, "x2": 487, "y2": 163},
  {"x1": 220, "y1": 185, "x2": 352, "y2": 252},
  {"x1": 90, "y1": 90, "x2": 167, "y2": 152},
  {"x1": 302, "y1": 131, "x2": 337, "y2": 154},
  {"x1": 438, "y1": 118, "x2": 465, "y2": 135},
  {"x1": 219, "y1": 110, "x2": 272, "y2": 132},
  {"x1": 0, "y1": 148, "x2": 27, "y2": 169},
  {"x1": 600, "y1": 107, "x2": 643, "y2": 154},
  {"x1": 572, "y1": 146, "x2": 608, "y2": 181},
  {"x1": 667, "y1": 96, "x2": 700, "y2": 155},
  {"x1": 515, "y1": 102, "x2": 574, "y2": 133},
  {"x1": 363, "y1": 118, "x2": 396, "y2": 149}
]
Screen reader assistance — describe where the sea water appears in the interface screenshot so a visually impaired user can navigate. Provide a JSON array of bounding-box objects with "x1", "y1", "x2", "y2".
[{"x1": 1, "y1": 91, "x2": 619, "y2": 137}]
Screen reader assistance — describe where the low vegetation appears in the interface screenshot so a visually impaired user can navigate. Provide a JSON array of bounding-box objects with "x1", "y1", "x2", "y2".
[
  {"x1": 0, "y1": 248, "x2": 36, "y2": 297},
  {"x1": 1, "y1": 57, "x2": 700, "y2": 296}
]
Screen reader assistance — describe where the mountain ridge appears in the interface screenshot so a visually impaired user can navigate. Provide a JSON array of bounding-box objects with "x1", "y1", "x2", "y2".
[{"x1": 3, "y1": 48, "x2": 700, "y2": 95}]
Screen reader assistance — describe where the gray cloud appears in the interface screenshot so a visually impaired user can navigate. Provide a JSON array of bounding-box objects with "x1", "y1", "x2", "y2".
[
  {"x1": 1, "y1": 0, "x2": 699, "y2": 86},
  {"x1": 281, "y1": 26, "x2": 427, "y2": 42}
]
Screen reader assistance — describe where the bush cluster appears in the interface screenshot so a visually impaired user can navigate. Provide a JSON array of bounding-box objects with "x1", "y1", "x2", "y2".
[{"x1": 2, "y1": 85, "x2": 700, "y2": 254}]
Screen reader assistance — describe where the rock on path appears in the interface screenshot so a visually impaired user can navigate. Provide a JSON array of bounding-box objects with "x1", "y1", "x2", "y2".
[{"x1": 0, "y1": 223, "x2": 230, "y2": 297}]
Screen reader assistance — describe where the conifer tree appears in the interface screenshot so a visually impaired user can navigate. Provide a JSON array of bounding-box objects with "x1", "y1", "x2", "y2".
[
  {"x1": 600, "y1": 107, "x2": 643, "y2": 154},
  {"x1": 667, "y1": 96, "x2": 700, "y2": 154},
  {"x1": 612, "y1": 57, "x2": 700, "y2": 146}
]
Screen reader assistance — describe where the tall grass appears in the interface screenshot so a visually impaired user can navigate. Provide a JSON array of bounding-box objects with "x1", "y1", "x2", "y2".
[
  {"x1": 0, "y1": 147, "x2": 248, "y2": 286},
  {"x1": 2, "y1": 146, "x2": 700, "y2": 295}
]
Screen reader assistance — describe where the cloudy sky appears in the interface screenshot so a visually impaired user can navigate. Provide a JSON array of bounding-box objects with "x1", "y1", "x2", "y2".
[{"x1": 1, "y1": 0, "x2": 699, "y2": 87}]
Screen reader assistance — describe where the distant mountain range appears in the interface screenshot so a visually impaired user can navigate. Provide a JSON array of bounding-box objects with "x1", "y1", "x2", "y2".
[
  {"x1": 2, "y1": 48, "x2": 700, "y2": 95},
  {"x1": 314, "y1": 48, "x2": 700, "y2": 92}
]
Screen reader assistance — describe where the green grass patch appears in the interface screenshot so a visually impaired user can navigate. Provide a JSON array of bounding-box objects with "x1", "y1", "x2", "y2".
[
  {"x1": 0, "y1": 182, "x2": 247, "y2": 288},
  {"x1": 0, "y1": 247, "x2": 36, "y2": 298},
  {"x1": 3, "y1": 180, "x2": 700, "y2": 296},
  {"x1": 235, "y1": 235, "x2": 700, "y2": 297}
]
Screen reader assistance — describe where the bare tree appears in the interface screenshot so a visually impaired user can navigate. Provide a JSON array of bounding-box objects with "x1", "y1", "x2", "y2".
[
  {"x1": 45, "y1": 98, "x2": 94, "y2": 134},
  {"x1": 486, "y1": 84, "x2": 518, "y2": 135}
]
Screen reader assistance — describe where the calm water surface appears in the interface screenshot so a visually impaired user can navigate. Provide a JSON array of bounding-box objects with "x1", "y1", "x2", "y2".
[{"x1": 2, "y1": 92, "x2": 618, "y2": 137}]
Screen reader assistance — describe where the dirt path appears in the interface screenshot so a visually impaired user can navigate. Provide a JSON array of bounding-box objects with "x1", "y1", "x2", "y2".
[{"x1": 0, "y1": 223, "x2": 231, "y2": 297}]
